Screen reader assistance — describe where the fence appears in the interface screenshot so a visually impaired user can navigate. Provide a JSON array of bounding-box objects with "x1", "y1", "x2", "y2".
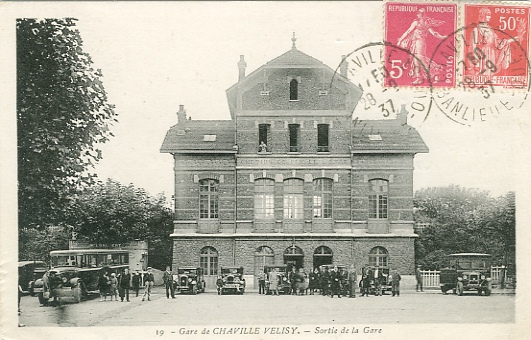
[{"x1": 421, "y1": 267, "x2": 510, "y2": 288}]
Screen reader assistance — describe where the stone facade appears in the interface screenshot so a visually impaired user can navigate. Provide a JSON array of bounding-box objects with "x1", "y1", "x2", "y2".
[{"x1": 161, "y1": 41, "x2": 428, "y2": 287}]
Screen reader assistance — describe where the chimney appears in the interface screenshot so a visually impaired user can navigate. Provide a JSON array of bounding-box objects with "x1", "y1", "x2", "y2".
[
  {"x1": 397, "y1": 104, "x2": 408, "y2": 125},
  {"x1": 340, "y1": 55, "x2": 348, "y2": 78},
  {"x1": 176, "y1": 105, "x2": 187, "y2": 135},
  {"x1": 238, "y1": 55, "x2": 247, "y2": 81}
]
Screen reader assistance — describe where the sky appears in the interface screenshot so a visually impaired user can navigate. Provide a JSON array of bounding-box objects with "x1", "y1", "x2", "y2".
[{"x1": 4, "y1": 1, "x2": 530, "y2": 201}]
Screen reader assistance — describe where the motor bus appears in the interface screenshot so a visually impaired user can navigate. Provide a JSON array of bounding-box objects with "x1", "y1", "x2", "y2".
[{"x1": 33, "y1": 249, "x2": 129, "y2": 305}]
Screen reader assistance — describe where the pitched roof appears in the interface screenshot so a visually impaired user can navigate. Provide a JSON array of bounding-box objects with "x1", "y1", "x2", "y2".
[
  {"x1": 160, "y1": 120, "x2": 236, "y2": 153},
  {"x1": 351, "y1": 120, "x2": 429, "y2": 153},
  {"x1": 265, "y1": 47, "x2": 325, "y2": 68}
]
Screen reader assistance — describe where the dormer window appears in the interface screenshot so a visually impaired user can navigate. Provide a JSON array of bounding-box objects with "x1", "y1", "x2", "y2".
[{"x1": 289, "y1": 78, "x2": 299, "y2": 101}]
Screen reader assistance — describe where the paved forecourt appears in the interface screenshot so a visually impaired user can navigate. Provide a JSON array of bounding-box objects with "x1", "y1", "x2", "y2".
[{"x1": 19, "y1": 286, "x2": 514, "y2": 327}]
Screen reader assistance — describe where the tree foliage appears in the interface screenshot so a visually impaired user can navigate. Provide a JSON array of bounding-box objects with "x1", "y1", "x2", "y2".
[
  {"x1": 70, "y1": 179, "x2": 174, "y2": 269},
  {"x1": 17, "y1": 18, "x2": 117, "y2": 230},
  {"x1": 414, "y1": 185, "x2": 515, "y2": 270},
  {"x1": 19, "y1": 227, "x2": 70, "y2": 264}
]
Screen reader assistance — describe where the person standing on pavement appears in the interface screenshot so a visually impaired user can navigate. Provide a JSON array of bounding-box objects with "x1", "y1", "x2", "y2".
[
  {"x1": 109, "y1": 273, "x2": 118, "y2": 301},
  {"x1": 288, "y1": 267, "x2": 297, "y2": 295},
  {"x1": 416, "y1": 265, "x2": 424, "y2": 292},
  {"x1": 99, "y1": 271, "x2": 110, "y2": 302},
  {"x1": 330, "y1": 266, "x2": 342, "y2": 298},
  {"x1": 257, "y1": 269, "x2": 266, "y2": 295},
  {"x1": 163, "y1": 266, "x2": 175, "y2": 299},
  {"x1": 390, "y1": 268, "x2": 401, "y2": 297},
  {"x1": 308, "y1": 268, "x2": 319, "y2": 295},
  {"x1": 132, "y1": 270, "x2": 141, "y2": 297},
  {"x1": 361, "y1": 264, "x2": 371, "y2": 297},
  {"x1": 142, "y1": 267, "x2": 155, "y2": 301},
  {"x1": 320, "y1": 267, "x2": 330, "y2": 296},
  {"x1": 119, "y1": 268, "x2": 131, "y2": 302},
  {"x1": 348, "y1": 264, "x2": 357, "y2": 298},
  {"x1": 268, "y1": 268, "x2": 279, "y2": 296},
  {"x1": 373, "y1": 265, "x2": 384, "y2": 296}
]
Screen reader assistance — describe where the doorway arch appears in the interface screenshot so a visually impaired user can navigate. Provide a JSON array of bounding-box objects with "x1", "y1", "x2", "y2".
[
  {"x1": 284, "y1": 246, "x2": 304, "y2": 271},
  {"x1": 313, "y1": 246, "x2": 333, "y2": 269}
]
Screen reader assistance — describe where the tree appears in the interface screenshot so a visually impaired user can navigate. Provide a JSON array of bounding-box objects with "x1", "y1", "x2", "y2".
[
  {"x1": 18, "y1": 227, "x2": 71, "y2": 264},
  {"x1": 17, "y1": 18, "x2": 117, "y2": 231},
  {"x1": 413, "y1": 185, "x2": 509, "y2": 269},
  {"x1": 71, "y1": 179, "x2": 174, "y2": 269}
]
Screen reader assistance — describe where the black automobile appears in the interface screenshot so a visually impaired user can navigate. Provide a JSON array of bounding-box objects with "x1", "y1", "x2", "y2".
[
  {"x1": 264, "y1": 265, "x2": 290, "y2": 295},
  {"x1": 174, "y1": 267, "x2": 205, "y2": 295},
  {"x1": 440, "y1": 253, "x2": 492, "y2": 296},
  {"x1": 33, "y1": 268, "x2": 85, "y2": 305},
  {"x1": 219, "y1": 266, "x2": 246, "y2": 295},
  {"x1": 18, "y1": 261, "x2": 47, "y2": 296}
]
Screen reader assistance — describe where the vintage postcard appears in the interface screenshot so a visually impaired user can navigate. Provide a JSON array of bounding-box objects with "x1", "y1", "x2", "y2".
[{"x1": 0, "y1": 1, "x2": 529, "y2": 340}]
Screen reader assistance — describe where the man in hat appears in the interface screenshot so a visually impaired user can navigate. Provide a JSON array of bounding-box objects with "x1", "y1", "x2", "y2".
[
  {"x1": 163, "y1": 266, "x2": 175, "y2": 299},
  {"x1": 415, "y1": 265, "x2": 423, "y2": 292},
  {"x1": 142, "y1": 267, "x2": 155, "y2": 301}
]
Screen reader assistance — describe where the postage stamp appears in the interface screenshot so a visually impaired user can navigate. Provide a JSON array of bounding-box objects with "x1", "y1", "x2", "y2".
[
  {"x1": 384, "y1": 2, "x2": 457, "y2": 87},
  {"x1": 462, "y1": 4, "x2": 530, "y2": 89}
]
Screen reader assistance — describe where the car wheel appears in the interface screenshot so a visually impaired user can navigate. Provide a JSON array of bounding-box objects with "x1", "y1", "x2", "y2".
[
  {"x1": 441, "y1": 285, "x2": 447, "y2": 294},
  {"x1": 38, "y1": 293, "x2": 46, "y2": 305},
  {"x1": 477, "y1": 288, "x2": 482, "y2": 296},
  {"x1": 220, "y1": 289, "x2": 224, "y2": 295},
  {"x1": 484, "y1": 288, "x2": 491, "y2": 296},
  {"x1": 457, "y1": 282, "x2": 464, "y2": 296}
]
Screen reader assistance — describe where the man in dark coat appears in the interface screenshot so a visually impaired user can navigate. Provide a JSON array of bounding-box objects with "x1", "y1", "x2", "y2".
[
  {"x1": 288, "y1": 267, "x2": 297, "y2": 295},
  {"x1": 320, "y1": 267, "x2": 330, "y2": 296},
  {"x1": 330, "y1": 266, "x2": 342, "y2": 298},
  {"x1": 360, "y1": 264, "x2": 372, "y2": 297},
  {"x1": 163, "y1": 266, "x2": 175, "y2": 299},
  {"x1": 390, "y1": 268, "x2": 401, "y2": 297},
  {"x1": 132, "y1": 270, "x2": 141, "y2": 297},
  {"x1": 118, "y1": 268, "x2": 131, "y2": 302},
  {"x1": 348, "y1": 264, "x2": 357, "y2": 298}
]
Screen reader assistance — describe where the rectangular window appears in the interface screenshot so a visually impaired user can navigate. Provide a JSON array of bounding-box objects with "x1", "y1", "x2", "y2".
[
  {"x1": 369, "y1": 179, "x2": 388, "y2": 219},
  {"x1": 199, "y1": 179, "x2": 219, "y2": 219},
  {"x1": 317, "y1": 124, "x2": 329, "y2": 152},
  {"x1": 289, "y1": 124, "x2": 300, "y2": 152},
  {"x1": 313, "y1": 178, "x2": 333, "y2": 218},
  {"x1": 283, "y1": 179, "x2": 304, "y2": 219},
  {"x1": 254, "y1": 179, "x2": 275, "y2": 219},
  {"x1": 258, "y1": 124, "x2": 270, "y2": 152}
]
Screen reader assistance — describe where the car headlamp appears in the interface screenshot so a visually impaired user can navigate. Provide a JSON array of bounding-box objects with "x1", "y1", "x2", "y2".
[
  {"x1": 192, "y1": 280, "x2": 196, "y2": 285},
  {"x1": 463, "y1": 275, "x2": 468, "y2": 280},
  {"x1": 283, "y1": 277, "x2": 287, "y2": 281},
  {"x1": 458, "y1": 277, "x2": 463, "y2": 281},
  {"x1": 480, "y1": 275, "x2": 485, "y2": 280},
  {"x1": 188, "y1": 278, "x2": 192, "y2": 283},
  {"x1": 62, "y1": 277, "x2": 68, "y2": 283}
]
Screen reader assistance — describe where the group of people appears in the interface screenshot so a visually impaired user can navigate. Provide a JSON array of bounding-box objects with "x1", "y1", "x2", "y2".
[
  {"x1": 258, "y1": 264, "x2": 404, "y2": 298},
  {"x1": 98, "y1": 267, "x2": 155, "y2": 302}
]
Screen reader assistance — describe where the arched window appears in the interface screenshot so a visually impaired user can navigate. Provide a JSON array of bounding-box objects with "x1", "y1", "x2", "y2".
[
  {"x1": 290, "y1": 78, "x2": 298, "y2": 100},
  {"x1": 254, "y1": 246, "x2": 274, "y2": 273},
  {"x1": 283, "y1": 178, "x2": 304, "y2": 219},
  {"x1": 254, "y1": 179, "x2": 275, "y2": 219},
  {"x1": 200, "y1": 246, "x2": 218, "y2": 275},
  {"x1": 313, "y1": 246, "x2": 333, "y2": 268},
  {"x1": 199, "y1": 179, "x2": 219, "y2": 219},
  {"x1": 313, "y1": 178, "x2": 333, "y2": 218},
  {"x1": 369, "y1": 179, "x2": 388, "y2": 219},
  {"x1": 369, "y1": 246, "x2": 388, "y2": 267},
  {"x1": 284, "y1": 245, "x2": 304, "y2": 269}
]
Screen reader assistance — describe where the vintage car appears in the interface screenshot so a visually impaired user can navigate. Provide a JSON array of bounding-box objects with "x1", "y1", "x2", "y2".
[
  {"x1": 264, "y1": 265, "x2": 291, "y2": 295},
  {"x1": 440, "y1": 253, "x2": 492, "y2": 296},
  {"x1": 18, "y1": 261, "x2": 47, "y2": 296},
  {"x1": 33, "y1": 267, "x2": 85, "y2": 305},
  {"x1": 219, "y1": 266, "x2": 246, "y2": 295},
  {"x1": 174, "y1": 267, "x2": 205, "y2": 294}
]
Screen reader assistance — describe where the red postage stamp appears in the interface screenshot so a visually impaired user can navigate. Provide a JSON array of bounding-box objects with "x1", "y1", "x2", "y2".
[
  {"x1": 463, "y1": 4, "x2": 529, "y2": 89},
  {"x1": 384, "y1": 2, "x2": 457, "y2": 87}
]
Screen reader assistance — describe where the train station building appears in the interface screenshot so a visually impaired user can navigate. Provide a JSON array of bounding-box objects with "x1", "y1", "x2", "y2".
[{"x1": 160, "y1": 38, "x2": 428, "y2": 287}]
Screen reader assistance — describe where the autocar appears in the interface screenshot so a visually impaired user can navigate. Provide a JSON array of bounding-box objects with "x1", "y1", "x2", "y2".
[
  {"x1": 219, "y1": 266, "x2": 246, "y2": 295},
  {"x1": 440, "y1": 253, "x2": 492, "y2": 296},
  {"x1": 174, "y1": 267, "x2": 205, "y2": 295},
  {"x1": 18, "y1": 261, "x2": 47, "y2": 296},
  {"x1": 264, "y1": 265, "x2": 290, "y2": 295},
  {"x1": 33, "y1": 267, "x2": 85, "y2": 305}
]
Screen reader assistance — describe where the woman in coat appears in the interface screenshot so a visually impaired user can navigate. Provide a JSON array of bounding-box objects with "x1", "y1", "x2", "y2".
[{"x1": 268, "y1": 268, "x2": 279, "y2": 296}]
